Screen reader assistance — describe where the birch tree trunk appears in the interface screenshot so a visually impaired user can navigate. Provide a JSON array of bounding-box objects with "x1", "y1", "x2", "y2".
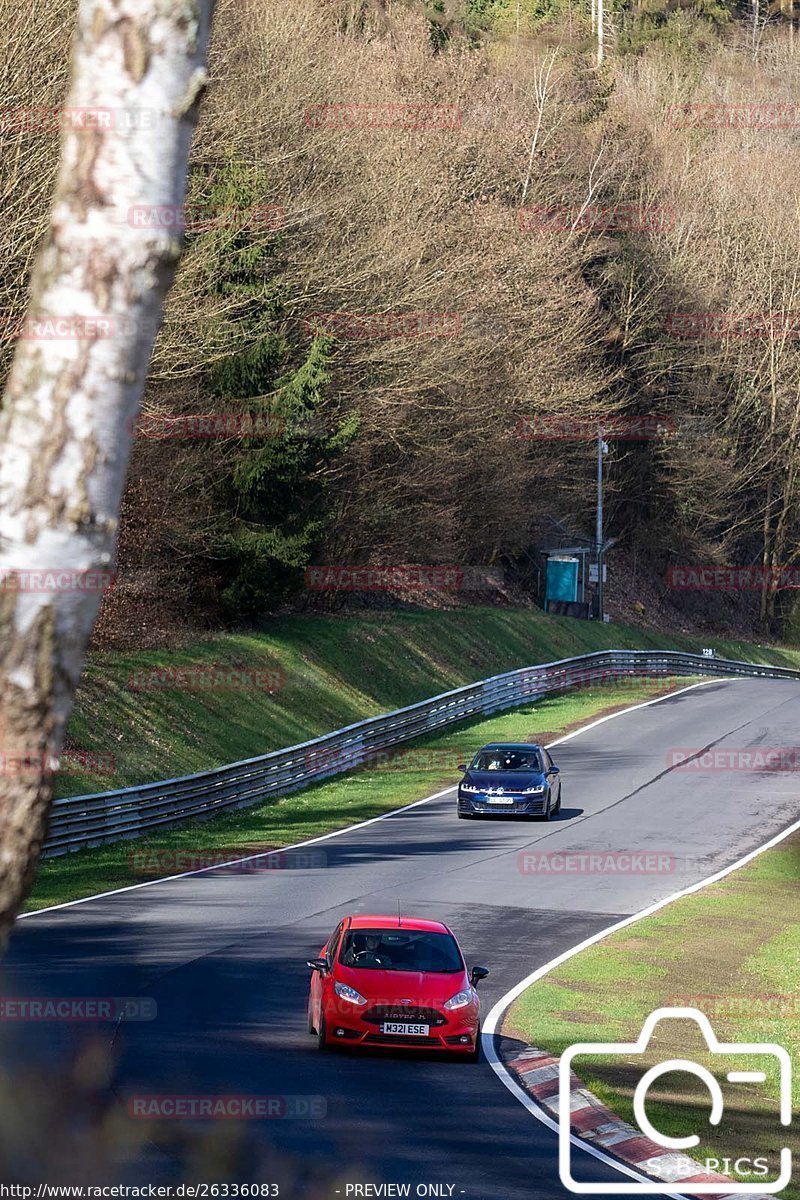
[{"x1": 0, "y1": 0, "x2": 216, "y2": 949}]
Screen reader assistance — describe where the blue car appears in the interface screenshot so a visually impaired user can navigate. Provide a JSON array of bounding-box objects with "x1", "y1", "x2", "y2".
[{"x1": 456, "y1": 742, "x2": 561, "y2": 820}]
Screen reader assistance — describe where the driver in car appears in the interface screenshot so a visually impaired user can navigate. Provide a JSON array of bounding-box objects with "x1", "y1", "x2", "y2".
[{"x1": 354, "y1": 934, "x2": 388, "y2": 967}]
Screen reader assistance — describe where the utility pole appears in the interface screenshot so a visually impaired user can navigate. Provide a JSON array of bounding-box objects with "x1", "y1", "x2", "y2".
[{"x1": 596, "y1": 435, "x2": 608, "y2": 620}]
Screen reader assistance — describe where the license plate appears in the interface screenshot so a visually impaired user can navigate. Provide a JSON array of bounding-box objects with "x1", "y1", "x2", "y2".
[
  {"x1": 381, "y1": 1022, "x2": 429, "y2": 1036},
  {"x1": 486, "y1": 796, "x2": 515, "y2": 804}
]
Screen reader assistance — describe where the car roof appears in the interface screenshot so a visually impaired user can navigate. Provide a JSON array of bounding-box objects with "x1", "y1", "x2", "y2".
[
  {"x1": 346, "y1": 914, "x2": 453, "y2": 934},
  {"x1": 476, "y1": 743, "x2": 543, "y2": 752}
]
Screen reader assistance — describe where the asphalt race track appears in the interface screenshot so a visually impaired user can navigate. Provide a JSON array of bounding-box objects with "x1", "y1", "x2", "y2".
[{"x1": 4, "y1": 679, "x2": 800, "y2": 1198}]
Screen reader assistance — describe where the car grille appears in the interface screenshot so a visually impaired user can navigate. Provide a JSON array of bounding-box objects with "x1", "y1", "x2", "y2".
[
  {"x1": 362, "y1": 1005, "x2": 447, "y2": 1027},
  {"x1": 470, "y1": 797, "x2": 546, "y2": 814}
]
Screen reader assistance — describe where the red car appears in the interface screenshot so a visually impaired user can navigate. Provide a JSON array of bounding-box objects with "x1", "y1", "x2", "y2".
[{"x1": 306, "y1": 914, "x2": 489, "y2": 1058}]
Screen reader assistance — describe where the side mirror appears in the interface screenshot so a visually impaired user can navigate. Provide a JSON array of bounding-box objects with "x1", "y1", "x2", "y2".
[
  {"x1": 457, "y1": 764, "x2": 467, "y2": 772},
  {"x1": 307, "y1": 958, "x2": 328, "y2": 973},
  {"x1": 470, "y1": 966, "x2": 490, "y2": 987},
  {"x1": 548, "y1": 765, "x2": 560, "y2": 775}
]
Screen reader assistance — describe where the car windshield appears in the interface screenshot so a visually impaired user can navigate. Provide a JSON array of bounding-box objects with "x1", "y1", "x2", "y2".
[
  {"x1": 339, "y1": 929, "x2": 464, "y2": 973},
  {"x1": 470, "y1": 749, "x2": 542, "y2": 772}
]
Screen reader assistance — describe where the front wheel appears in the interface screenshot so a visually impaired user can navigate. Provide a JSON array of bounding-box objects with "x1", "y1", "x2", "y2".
[
  {"x1": 307, "y1": 999, "x2": 316, "y2": 1035},
  {"x1": 553, "y1": 790, "x2": 562, "y2": 815},
  {"x1": 317, "y1": 1009, "x2": 330, "y2": 1051},
  {"x1": 469, "y1": 1029, "x2": 482, "y2": 1062}
]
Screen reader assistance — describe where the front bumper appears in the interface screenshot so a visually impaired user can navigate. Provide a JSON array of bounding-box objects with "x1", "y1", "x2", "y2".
[
  {"x1": 323, "y1": 1002, "x2": 479, "y2": 1052},
  {"x1": 458, "y1": 792, "x2": 547, "y2": 815}
]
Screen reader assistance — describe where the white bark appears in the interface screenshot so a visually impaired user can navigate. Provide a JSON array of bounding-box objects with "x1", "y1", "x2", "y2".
[
  {"x1": 0, "y1": 0, "x2": 216, "y2": 945},
  {"x1": 520, "y1": 50, "x2": 559, "y2": 209}
]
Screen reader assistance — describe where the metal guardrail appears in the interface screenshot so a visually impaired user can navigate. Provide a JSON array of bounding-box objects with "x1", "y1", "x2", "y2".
[{"x1": 44, "y1": 648, "x2": 800, "y2": 857}]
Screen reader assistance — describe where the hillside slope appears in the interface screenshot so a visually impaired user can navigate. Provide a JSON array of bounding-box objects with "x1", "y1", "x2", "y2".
[{"x1": 60, "y1": 607, "x2": 799, "y2": 797}]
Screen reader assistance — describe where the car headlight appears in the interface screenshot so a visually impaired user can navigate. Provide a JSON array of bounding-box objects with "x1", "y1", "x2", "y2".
[
  {"x1": 460, "y1": 784, "x2": 481, "y2": 794},
  {"x1": 334, "y1": 982, "x2": 367, "y2": 1006},
  {"x1": 443, "y1": 989, "x2": 473, "y2": 1010},
  {"x1": 523, "y1": 785, "x2": 545, "y2": 794}
]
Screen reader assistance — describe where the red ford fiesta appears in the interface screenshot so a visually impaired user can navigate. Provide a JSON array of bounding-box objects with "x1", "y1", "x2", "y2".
[{"x1": 306, "y1": 914, "x2": 489, "y2": 1058}]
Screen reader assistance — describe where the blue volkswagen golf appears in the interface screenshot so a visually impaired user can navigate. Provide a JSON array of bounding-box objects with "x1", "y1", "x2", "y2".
[{"x1": 456, "y1": 742, "x2": 561, "y2": 819}]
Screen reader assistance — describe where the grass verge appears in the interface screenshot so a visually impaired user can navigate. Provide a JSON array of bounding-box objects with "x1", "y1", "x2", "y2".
[
  {"x1": 505, "y1": 828, "x2": 800, "y2": 1197},
  {"x1": 29, "y1": 676, "x2": 691, "y2": 913},
  {"x1": 60, "y1": 607, "x2": 800, "y2": 797}
]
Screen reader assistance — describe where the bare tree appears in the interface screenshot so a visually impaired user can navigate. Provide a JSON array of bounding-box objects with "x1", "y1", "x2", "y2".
[
  {"x1": 520, "y1": 49, "x2": 560, "y2": 207},
  {"x1": 0, "y1": 0, "x2": 216, "y2": 948}
]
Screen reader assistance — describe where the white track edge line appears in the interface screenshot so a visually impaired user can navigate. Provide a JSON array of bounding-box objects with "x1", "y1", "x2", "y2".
[
  {"x1": 20, "y1": 675, "x2": 785, "y2": 1192},
  {"x1": 482, "y1": 793, "x2": 800, "y2": 1198},
  {"x1": 19, "y1": 677, "x2": 719, "y2": 919},
  {"x1": 481, "y1": 1057, "x2": 688, "y2": 1200}
]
